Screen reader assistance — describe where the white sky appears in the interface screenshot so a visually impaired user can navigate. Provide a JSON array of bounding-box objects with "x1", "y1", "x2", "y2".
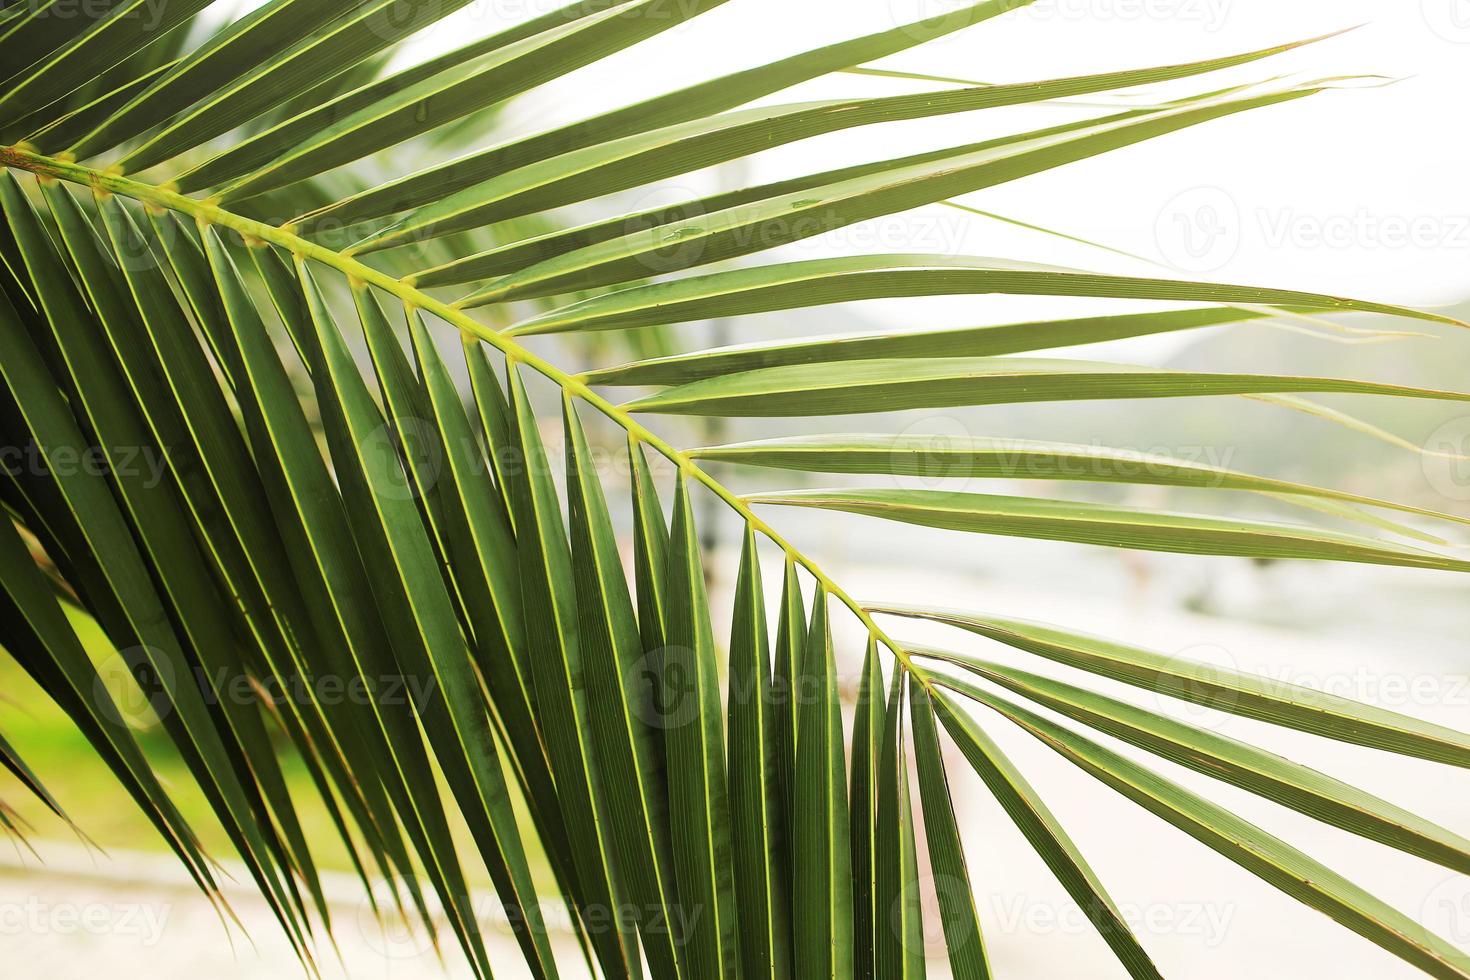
[{"x1": 396, "y1": 0, "x2": 1470, "y2": 321}]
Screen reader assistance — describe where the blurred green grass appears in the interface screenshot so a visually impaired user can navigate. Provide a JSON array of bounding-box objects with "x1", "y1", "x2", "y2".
[
  {"x1": 0, "y1": 605, "x2": 357, "y2": 871},
  {"x1": 0, "y1": 605, "x2": 546, "y2": 891}
]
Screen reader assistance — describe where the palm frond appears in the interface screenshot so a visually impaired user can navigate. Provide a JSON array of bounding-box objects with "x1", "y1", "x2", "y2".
[{"x1": 2, "y1": 3, "x2": 1468, "y2": 979}]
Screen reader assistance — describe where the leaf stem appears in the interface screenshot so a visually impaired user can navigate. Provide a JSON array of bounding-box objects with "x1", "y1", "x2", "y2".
[{"x1": 1, "y1": 145, "x2": 923, "y2": 675}]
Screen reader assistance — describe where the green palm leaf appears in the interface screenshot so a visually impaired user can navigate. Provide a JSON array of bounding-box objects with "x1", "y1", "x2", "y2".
[
  {"x1": 2, "y1": 6, "x2": 1466, "y2": 979},
  {"x1": 927, "y1": 670, "x2": 1470, "y2": 980}
]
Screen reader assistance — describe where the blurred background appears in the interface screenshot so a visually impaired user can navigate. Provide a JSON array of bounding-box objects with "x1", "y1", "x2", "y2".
[{"x1": 4, "y1": 0, "x2": 1470, "y2": 976}]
